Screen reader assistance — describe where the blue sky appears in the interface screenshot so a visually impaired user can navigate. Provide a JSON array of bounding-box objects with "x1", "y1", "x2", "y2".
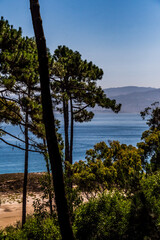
[{"x1": 1, "y1": 0, "x2": 160, "y2": 88}]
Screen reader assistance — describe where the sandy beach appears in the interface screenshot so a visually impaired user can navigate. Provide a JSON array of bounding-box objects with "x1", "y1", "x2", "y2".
[
  {"x1": 0, "y1": 195, "x2": 36, "y2": 228},
  {"x1": 0, "y1": 173, "x2": 46, "y2": 229}
]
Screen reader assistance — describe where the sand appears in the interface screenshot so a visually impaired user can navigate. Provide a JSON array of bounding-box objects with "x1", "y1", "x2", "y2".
[
  {"x1": 0, "y1": 173, "x2": 47, "y2": 229},
  {"x1": 0, "y1": 194, "x2": 42, "y2": 228}
]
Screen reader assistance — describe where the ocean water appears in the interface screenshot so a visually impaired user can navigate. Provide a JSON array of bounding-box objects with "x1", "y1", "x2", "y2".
[{"x1": 0, "y1": 113, "x2": 148, "y2": 174}]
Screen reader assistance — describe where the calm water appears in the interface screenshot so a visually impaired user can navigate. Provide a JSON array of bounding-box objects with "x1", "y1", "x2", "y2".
[{"x1": 0, "y1": 113, "x2": 148, "y2": 174}]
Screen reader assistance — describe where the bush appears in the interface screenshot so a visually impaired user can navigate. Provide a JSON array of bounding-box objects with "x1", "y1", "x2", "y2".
[
  {"x1": 0, "y1": 230, "x2": 5, "y2": 239},
  {"x1": 124, "y1": 172, "x2": 160, "y2": 240},
  {"x1": 73, "y1": 192, "x2": 131, "y2": 240},
  {"x1": 141, "y1": 171, "x2": 160, "y2": 229},
  {"x1": 22, "y1": 217, "x2": 61, "y2": 240},
  {"x1": 1, "y1": 225, "x2": 25, "y2": 240},
  {"x1": 2, "y1": 216, "x2": 61, "y2": 240},
  {"x1": 73, "y1": 141, "x2": 143, "y2": 196}
]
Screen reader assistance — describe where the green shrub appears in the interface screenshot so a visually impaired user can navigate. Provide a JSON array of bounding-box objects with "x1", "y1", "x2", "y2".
[
  {"x1": 2, "y1": 216, "x2": 61, "y2": 240},
  {"x1": 141, "y1": 171, "x2": 160, "y2": 229},
  {"x1": 0, "y1": 230, "x2": 5, "y2": 239},
  {"x1": 22, "y1": 217, "x2": 61, "y2": 240},
  {"x1": 124, "y1": 172, "x2": 160, "y2": 240},
  {"x1": 73, "y1": 192, "x2": 131, "y2": 240},
  {"x1": 1, "y1": 225, "x2": 25, "y2": 240}
]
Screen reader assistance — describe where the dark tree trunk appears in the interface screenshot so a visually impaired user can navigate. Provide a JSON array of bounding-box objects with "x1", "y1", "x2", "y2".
[
  {"x1": 67, "y1": 97, "x2": 74, "y2": 216},
  {"x1": 63, "y1": 95, "x2": 73, "y2": 192},
  {"x1": 43, "y1": 140, "x2": 53, "y2": 216},
  {"x1": 47, "y1": 167, "x2": 53, "y2": 216},
  {"x1": 22, "y1": 111, "x2": 29, "y2": 227},
  {"x1": 30, "y1": 1, "x2": 74, "y2": 239},
  {"x1": 63, "y1": 97, "x2": 70, "y2": 164},
  {"x1": 70, "y1": 97, "x2": 74, "y2": 165},
  {"x1": 45, "y1": 154, "x2": 53, "y2": 215}
]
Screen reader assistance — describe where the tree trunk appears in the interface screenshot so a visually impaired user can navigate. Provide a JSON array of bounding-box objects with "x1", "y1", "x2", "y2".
[
  {"x1": 70, "y1": 97, "x2": 74, "y2": 165},
  {"x1": 43, "y1": 140, "x2": 53, "y2": 216},
  {"x1": 30, "y1": 1, "x2": 74, "y2": 239},
  {"x1": 63, "y1": 97, "x2": 70, "y2": 164},
  {"x1": 47, "y1": 166, "x2": 53, "y2": 216},
  {"x1": 22, "y1": 110, "x2": 29, "y2": 227}
]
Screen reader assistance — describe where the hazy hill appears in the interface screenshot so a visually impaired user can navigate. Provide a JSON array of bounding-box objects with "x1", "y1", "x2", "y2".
[
  {"x1": 101, "y1": 86, "x2": 160, "y2": 113},
  {"x1": 104, "y1": 86, "x2": 155, "y2": 97}
]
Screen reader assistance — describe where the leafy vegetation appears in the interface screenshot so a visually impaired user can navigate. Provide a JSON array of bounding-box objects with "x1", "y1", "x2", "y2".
[
  {"x1": 72, "y1": 141, "x2": 142, "y2": 196},
  {"x1": 2, "y1": 174, "x2": 160, "y2": 240},
  {"x1": 138, "y1": 102, "x2": 160, "y2": 173},
  {"x1": 0, "y1": 216, "x2": 61, "y2": 240},
  {"x1": 74, "y1": 192, "x2": 132, "y2": 240}
]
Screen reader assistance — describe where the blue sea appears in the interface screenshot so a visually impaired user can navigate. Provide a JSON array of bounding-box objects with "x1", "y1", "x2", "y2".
[{"x1": 0, "y1": 113, "x2": 148, "y2": 174}]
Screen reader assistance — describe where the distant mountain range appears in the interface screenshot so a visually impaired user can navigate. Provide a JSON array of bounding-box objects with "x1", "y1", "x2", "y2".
[{"x1": 98, "y1": 86, "x2": 160, "y2": 113}]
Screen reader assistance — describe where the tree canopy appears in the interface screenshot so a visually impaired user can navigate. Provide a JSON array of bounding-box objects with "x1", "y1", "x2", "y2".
[{"x1": 51, "y1": 45, "x2": 121, "y2": 166}]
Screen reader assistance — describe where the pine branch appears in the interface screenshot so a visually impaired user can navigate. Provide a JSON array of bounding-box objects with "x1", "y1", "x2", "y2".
[
  {"x1": 73, "y1": 103, "x2": 90, "y2": 114},
  {"x1": 0, "y1": 137, "x2": 43, "y2": 153}
]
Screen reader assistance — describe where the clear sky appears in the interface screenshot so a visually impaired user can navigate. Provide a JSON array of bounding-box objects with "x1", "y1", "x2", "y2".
[{"x1": 1, "y1": 0, "x2": 160, "y2": 89}]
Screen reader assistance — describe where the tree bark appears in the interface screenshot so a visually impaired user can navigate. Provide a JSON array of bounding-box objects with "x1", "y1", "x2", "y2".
[
  {"x1": 43, "y1": 140, "x2": 53, "y2": 216},
  {"x1": 22, "y1": 110, "x2": 29, "y2": 227},
  {"x1": 47, "y1": 167, "x2": 53, "y2": 216},
  {"x1": 63, "y1": 97, "x2": 70, "y2": 164},
  {"x1": 30, "y1": 1, "x2": 74, "y2": 239},
  {"x1": 70, "y1": 97, "x2": 74, "y2": 165}
]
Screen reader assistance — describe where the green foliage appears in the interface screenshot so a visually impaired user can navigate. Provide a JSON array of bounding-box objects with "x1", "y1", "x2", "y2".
[
  {"x1": 112, "y1": 142, "x2": 142, "y2": 190},
  {"x1": 2, "y1": 178, "x2": 160, "y2": 240},
  {"x1": 73, "y1": 174, "x2": 160, "y2": 240},
  {"x1": 0, "y1": 99, "x2": 21, "y2": 125},
  {"x1": 124, "y1": 173, "x2": 160, "y2": 240},
  {"x1": 138, "y1": 103, "x2": 160, "y2": 172},
  {"x1": 32, "y1": 172, "x2": 55, "y2": 218},
  {"x1": 141, "y1": 171, "x2": 160, "y2": 228},
  {"x1": 138, "y1": 129, "x2": 160, "y2": 172},
  {"x1": 51, "y1": 45, "x2": 121, "y2": 170},
  {"x1": 1, "y1": 225, "x2": 25, "y2": 240},
  {"x1": 0, "y1": 17, "x2": 41, "y2": 142},
  {"x1": 74, "y1": 192, "x2": 131, "y2": 240},
  {"x1": 63, "y1": 165, "x2": 83, "y2": 220},
  {"x1": 72, "y1": 141, "x2": 142, "y2": 195},
  {"x1": 140, "y1": 102, "x2": 160, "y2": 130},
  {"x1": 1, "y1": 172, "x2": 160, "y2": 240},
  {"x1": 124, "y1": 191, "x2": 158, "y2": 239},
  {"x1": 51, "y1": 45, "x2": 121, "y2": 121},
  {"x1": 0, "y1": 230, "x2": 4, "y2": 239},
  {"x1": 2, "y1": 216, "x2": 61, "y2": 240},
  {"x1": 21, "y1": 217, "x2": 61, "y2": 240},
  {"x1": 39, "y1": 173, "x2": 54, "y2": 199},
  {"x1": 72, "y1": 159, "x2": 116, "y2": 197},
  {"x1": 0, "y1": 17, "x2": 39, "y2": 92}
]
